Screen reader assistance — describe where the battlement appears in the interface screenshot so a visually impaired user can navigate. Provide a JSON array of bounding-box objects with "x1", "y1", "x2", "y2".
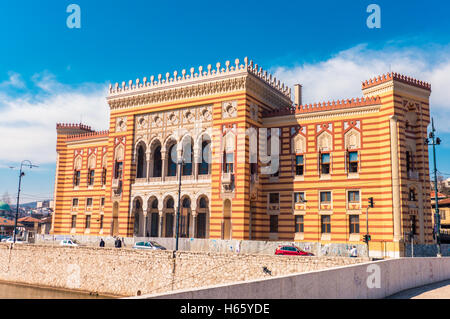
[
  {"x1": 262, "y1": 96, "x2": 381, "y2": 117},
  {"x1": 108, "y1": 57, "x2": 291, "y2": 99},
  {"x1": 362, "y1": 72, "x2": 431, "y2": 91},
  {"x1": 66, "y1": 130, "x2": 109, "y2": 141},
  {"x1": 56, "y1": 123, "x2": 93, "y2": 132}
]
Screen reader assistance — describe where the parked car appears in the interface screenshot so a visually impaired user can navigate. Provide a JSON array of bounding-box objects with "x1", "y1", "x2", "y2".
[
  {"x1": 275, "y1": 245, "x2": 314, "y2": 256},
  {"x1": 4, "y1": 237, "x2": 25, "y2": 244},
  {"x1": 59, "y1": 239, "x2": 79, "y2": 247},
  {"x1": 132, "y1": 241, "x2": 166, "y2": 250}
]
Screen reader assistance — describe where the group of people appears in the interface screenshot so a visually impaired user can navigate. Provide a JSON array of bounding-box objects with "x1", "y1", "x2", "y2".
[{"x1": 98, "y1": 237, "x2": 124, "y2": 248}]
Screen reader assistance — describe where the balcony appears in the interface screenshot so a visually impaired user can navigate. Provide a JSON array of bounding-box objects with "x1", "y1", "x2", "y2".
[
  {"x1": 135, "y1": 177, "x2": 147, "y2": 184},
  {"x1": 294, "y1": 202, "x2": 306, "y2": 211},
  {"x1": 197, "y1": 174, "x2": 211, "y2": 181},
  {"x1": 222, "y1": 173, "x2": 234, "y2": 192}
]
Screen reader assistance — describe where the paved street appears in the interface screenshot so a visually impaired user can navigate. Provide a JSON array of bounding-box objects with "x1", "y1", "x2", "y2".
[{"x1": 387, "y1": 279, "x2": 450, "y2": 299}]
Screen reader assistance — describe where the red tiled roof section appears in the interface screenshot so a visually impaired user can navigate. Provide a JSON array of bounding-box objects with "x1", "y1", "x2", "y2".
[
  {"x1": 362, "y1": 72, "x2": 431, "y2": 91},
  {"x1": 0, "y1": 218, "x2": 24, "y2": 227},
  {"x1": 262, "y1": 96, "x2": 381, "y2": 118},
  {"x1": 438, "y1": 198, "x2": 450, "y2": 205},
  {"x1": 18, "y1": 216, "x2": 42, "y2": 223},
  {"x1": 431, "y1": 192, "x2": 447, "y2": 199}
]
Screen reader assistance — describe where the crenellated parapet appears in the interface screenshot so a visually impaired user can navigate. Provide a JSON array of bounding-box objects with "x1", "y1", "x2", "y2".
[
  {"x1": 106, "y1": 57, "x2": 292, "y2": 110},
  {"x1": 262, "y1": 96, "x2": 381, "y2": 118},
  {"x1": 66, "y1": 130, "x2": 109, "y2": 141},
  {"x1": 56, "y1": 123, "x2": 94, "y2": 136},
  {"x1": 362, "y1": 72, "x2": 431, "y2": 91},
  {"x1": 108, "y1": 57, "x2": 291, "y2": 98}
]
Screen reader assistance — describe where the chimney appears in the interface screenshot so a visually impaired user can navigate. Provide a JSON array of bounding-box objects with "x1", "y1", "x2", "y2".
[{"x1": 294, "y1": 84, "x2": 302, "y2": 105}]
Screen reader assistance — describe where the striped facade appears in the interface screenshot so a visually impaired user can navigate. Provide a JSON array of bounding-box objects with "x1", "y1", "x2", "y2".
[{"x1": 52, "y1": 58, "x2": 433, "y2": 257}]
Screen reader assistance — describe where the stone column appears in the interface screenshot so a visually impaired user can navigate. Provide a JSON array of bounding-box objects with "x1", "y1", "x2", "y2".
[
  {"x1": 390, "y1": 115, "x2": 402, "y2": 242},
  {"x1": 159, "y1": 211, "x2": 164, "y2": 237},
  {"x1": 194, "y1": 147, "x2": 200, "y2": 181},
  {"x1": 146, "y1": 150, "x2": 152, "y2": 181},
  {"x1": 161, "y1": 150, "x2": 167, "y2": 182},
  {"x1": 191, "y1": 210, "x2": 197, "y2": 238}
]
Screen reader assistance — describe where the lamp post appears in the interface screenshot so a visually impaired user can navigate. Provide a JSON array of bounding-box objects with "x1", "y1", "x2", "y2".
[
  {"x1": 425, "y1": 118, "x2": 442, "y2": 257},
  {"x1": 175, "y1": 156, "x2": 184, "y2": 252},
  {"x1": 14, "y1": 160, "x2": 39, "y2": 243}
]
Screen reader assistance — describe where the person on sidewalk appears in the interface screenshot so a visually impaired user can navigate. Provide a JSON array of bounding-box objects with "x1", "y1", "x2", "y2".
[
  {"x1": 99, "y1": 238, "x2": 105, "y2": 247},
  {"x1": 350, "y1": 246, "x2": 358, "y2": 257}
]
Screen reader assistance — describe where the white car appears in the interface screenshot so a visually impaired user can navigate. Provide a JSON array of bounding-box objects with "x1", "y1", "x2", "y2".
[
  {"x1": 132, "y1": 241, "x2": 166, "y2": 250},
  {"x1": 59, "y1": 239, "x2": 78, "y2": 247},
  {"x1": 5, "y1": 237, "x2": 25, "y2": 244}
]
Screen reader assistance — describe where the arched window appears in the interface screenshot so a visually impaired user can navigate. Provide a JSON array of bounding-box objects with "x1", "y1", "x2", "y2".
[
  {"x1": 136, "y1": 144, "x2": 146, "y2": 178},
  {"x1": 182, "y1": 138, "x2": 193, "y2": 176},
  {"x1": 166, "y1": 197, "x2": 174, "y2": 209},
  {"x1": 167, "y1": 144, "x2": 177, "y2": 177},
  {"x1": 199, "y1": 197, "x2": 207, "y2": 209},
  {"x1": 153, "y1": 146, "x2": 162, "y2": 177},
  {"x1": 198, "y1": 140, "x2": 211, "y2": 175}
]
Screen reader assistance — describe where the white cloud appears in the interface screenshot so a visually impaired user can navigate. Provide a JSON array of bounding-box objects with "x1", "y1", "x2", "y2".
[
  {"x1": 271, "y1": 43, "x2": 450, "y2": 132},
  {"x1": 0, "y1": 73, "x2": 109, "y2": 164},
  {"x1": 0, "y1": 71, "x2": 26, "y2": 89}
]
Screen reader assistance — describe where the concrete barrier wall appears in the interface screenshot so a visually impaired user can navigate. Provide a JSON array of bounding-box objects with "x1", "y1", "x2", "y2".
[
  {"x1": 142, "y1": 257, "x2": 450, "y2": 299},
  {"x1": 0, "y1": 243, "x2": 366, "y2": 297}
]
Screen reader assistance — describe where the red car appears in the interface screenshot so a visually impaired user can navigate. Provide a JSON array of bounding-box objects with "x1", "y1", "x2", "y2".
[{"x1": 275, "y1": 245, "x2": 314, "y2": 256}]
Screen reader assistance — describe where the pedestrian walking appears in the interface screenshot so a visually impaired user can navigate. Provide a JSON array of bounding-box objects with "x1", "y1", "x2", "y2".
[
  {"x1": 117, "y1": 237, "x2": 122, "y2": 248},
  {"x1": 350, "y1": 245, "x2": 358, "y2": 257},
  {"x1": 99, "y1": 238, "x2": 105, "y2": 247}
]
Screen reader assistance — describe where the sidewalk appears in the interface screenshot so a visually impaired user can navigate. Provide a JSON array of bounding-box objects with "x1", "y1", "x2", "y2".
[{"x1": 387, "y1": 279, "x2": 450, "y2": 299}]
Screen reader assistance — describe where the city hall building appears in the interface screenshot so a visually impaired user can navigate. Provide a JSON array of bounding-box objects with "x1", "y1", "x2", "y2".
[{"x1": 52, "y1": 57, "x2": 433, "y2": 256}]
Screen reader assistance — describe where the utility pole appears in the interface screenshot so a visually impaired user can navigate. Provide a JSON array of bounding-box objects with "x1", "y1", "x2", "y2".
[
  {"x1": 364, "y1": 197, "x2": 374, "y2": 258},
  {"x1": 13, "y1": 160, "x2": 39, "y2": 243},
  {"x1": 426, "y1": 118, "x2": 442, "y2": 257}
]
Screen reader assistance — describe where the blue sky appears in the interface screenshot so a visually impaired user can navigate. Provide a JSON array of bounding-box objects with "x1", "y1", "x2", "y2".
[{"x1": 1, "y1": 0, "x2": 450, "y2": 203}]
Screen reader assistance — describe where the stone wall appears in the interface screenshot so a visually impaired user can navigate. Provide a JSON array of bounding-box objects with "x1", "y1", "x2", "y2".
[
  {"x1": 142, "y1": 257, "x2": 450, "y2": 299},
  {"x1": 0, "y1": 243, "x2": 367, "y2": 297},
  {"x1": 35, "y1": 234, "x2": 368, "y2": 257}
]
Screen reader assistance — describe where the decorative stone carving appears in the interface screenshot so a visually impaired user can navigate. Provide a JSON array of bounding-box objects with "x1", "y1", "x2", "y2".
[
  {"x1": 344, "y1": 128, "x2": 361, "y2": 150},
  {"x1": 317, "y1": 131, "x2": 332, "y2": 152},
  {"x1": 250, "y1": 104, "x2": 259, "y2": 121},
  {"x1": 222, "y1": 100, "x2": 238, "y2": 119},
  {"x1": 115, "y1": 117, "x2": 127, "y2": 132},
  {"x1": 292, "y1": 134, "x2": 306, "y2": 153},
  {"x1": 74, "y1": 155, "x2": 82, "y2": 170}
]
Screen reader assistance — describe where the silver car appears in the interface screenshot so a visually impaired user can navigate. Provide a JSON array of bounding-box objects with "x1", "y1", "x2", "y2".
[{"x1": 132, "y1": 241, "x2": 166, "y2": 250}]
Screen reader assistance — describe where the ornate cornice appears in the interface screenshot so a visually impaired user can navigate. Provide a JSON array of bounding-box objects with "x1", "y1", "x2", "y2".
[{"x1": 106, "y1": 58, "x2": 292, "y2": 110}]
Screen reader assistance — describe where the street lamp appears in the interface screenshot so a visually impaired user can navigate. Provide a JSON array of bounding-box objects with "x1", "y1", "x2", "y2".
[
  {"x1": 175, "y1": 155, "x2": 184, "y2": 252},
  {"x1": 13, "y1": 160, "x2": 39, "y2": 243},
  {"x1": 425, "y1": 118, "x2": 442, "y2": 257}
]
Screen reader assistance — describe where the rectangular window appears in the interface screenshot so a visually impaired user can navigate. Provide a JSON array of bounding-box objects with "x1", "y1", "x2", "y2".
[
  {"x1": 294, "y1": 192, "x2": 305, "y2": 203},
  {"x1": 100, "y1": 215, "x2": 104, "y2": 230},
  {"x1": 295, "y1": 215, "x2": 304, "y2": 233},
  {"x1": 320, "y1": 191, "x2": 331, "y2": 204},
  {"x1": 88, "y1": 169, "x2": 95, "y2": 185},
  {"x1": 348, "y1": 151, "x2": 358, "y2": 173},
  {"x1": 73, "y1": 170, "x2": 80, "y2": 186},
  {"x1": 321, "y1": 153, "x2": 330, "y2": 174},
  {"x1": 85, "y1": 215, "x2": 91, "y2": 229},
  {"x1": 269, "y1": 215, "x2": 278, "y2": 233},
  {"x1": 71, "y1": 215, "x2": 77, "y2": 229},
  {"x1": 224, "y1": 152, "x2": 234, "y2": 173},
  {"x1": 349, "y1": 215, "x2": 360, "y2": 234},
  {"x1": 114, "y1": 161, "x2": 123, "y2": 179},
  {"x1": 410, "y1": 215, "x2": 416, "y2": 235},
  {"x1": 296, "y1": 155, "x2": 304, "y2": 176},
  {"x1": 72, "y1": 198, "x2": 78, "y2": 208},
  {"x1": 86, "y1": 198, "x2": 93, "y2": 209},
  {"x1": 321, "y1": 215, "x2": 331, "y2": 233},
  {"x1": 102, "y1": 168, "x2": 107, "y2": 185},
  {"x1": 348, "y1": 190, "x2": 360, "y2": 203},
  {"x1": 269, "y1": 193, "x2": 280, "y2": 204}
]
